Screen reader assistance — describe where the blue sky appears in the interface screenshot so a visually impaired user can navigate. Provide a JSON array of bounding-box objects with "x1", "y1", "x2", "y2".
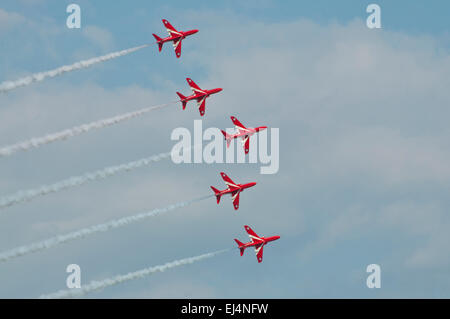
[{"x1": 0, "y1": 1, "x2": 449, "y2": 298}]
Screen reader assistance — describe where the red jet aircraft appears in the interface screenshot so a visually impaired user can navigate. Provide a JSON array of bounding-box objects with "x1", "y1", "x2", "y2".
[
  {"x1": 210, "y1": 172, "x2": 256, "y2": 210},
  {"x1": 234, "y1": 225, "x2": 280, "y2": 263},
  {"x1": 152, "y1": 19, "x2": 198, "y2": 58},
  {"x1": 221, "y1": 116, "x2": 267, "y2": 154},
  {"x1": 176, "y1": 78, "x2": 222, "y2": 116}
]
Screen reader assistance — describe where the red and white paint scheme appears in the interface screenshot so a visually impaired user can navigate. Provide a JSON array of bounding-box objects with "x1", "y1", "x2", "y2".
[
  {"x1": 176, "y1": 78, "x2": 222, "y2": 116},
  {"x1": 152, "y1": 19, "x2": 198, "y2": 58},
  {"x1": 221, "y1": 116, "x2": 267, "y2": 154},
  {"x1": 210, "y1": 172, "x2": 256, "y2": 210},
  {"x1": 234, "y1": 225, "x2": 280, "y2": 263}
]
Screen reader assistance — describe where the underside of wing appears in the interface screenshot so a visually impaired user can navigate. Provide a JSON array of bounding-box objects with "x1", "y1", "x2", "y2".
[
  {"x1": 244, "y1": 225, "x2": 263, "y2": 242},
  {"x1": 255, "y1": 244, "x2": 264, "y2": 263},
  {"x1": 163, "y1": 19, "x2": 182, "y2": 37},
  {"x1": 231, "y1": 189, "x2": 241, "y2": 210},
  {"x1": 187, "y1": 78, "x2": 204, "y2": 95},
  {"x1": 231, "y1": 117, "x2": 251, "y2": 135},
  {"x1": 220, "y1": 172, "x2": 239, "y2": 190},
  {"x1": 173, "y1": 38, "x2": 182, "y2": 58},
  {"x1": 242, "y1": 136, "x2": 250, "y2": 154},
  {"x1": 197, "y1": 96, "x2": 206, "y2": 116},
  {"x1": 231, "y1": 116, "x2": 246, "y2": 130}
]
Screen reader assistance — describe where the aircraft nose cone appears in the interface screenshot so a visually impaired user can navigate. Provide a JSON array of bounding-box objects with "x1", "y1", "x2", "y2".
[
  {"x1": 249, "y1": 182, "x2": 257, "y2": 187},
  {"x1": 193, "y1": 29, "x2": 199, "y2": 34}
]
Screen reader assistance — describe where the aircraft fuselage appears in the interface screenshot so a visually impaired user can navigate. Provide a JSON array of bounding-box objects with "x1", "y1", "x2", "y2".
[{"x1": 160, "y1": 29, "x2": 198, "y2": 43}]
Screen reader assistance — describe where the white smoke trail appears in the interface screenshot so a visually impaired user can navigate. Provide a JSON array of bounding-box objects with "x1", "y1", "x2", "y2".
[
  {"x1": 40, "y1": 249, "x2": 229, "y2": 299},
  {"x1": 0, "y1": 151, "x2": 172, "y2": 210},
  {"x1": 0, "y1": 195, "x2": 212, "y2": 263},
  {"x1": 0, "y1": 45, "x2": 149, "y2": 93},
  {"x1": 0, "y1": 143, "x2": 201, "y2": 210},
  {"x1": 0, "y1": 100, "x2": 177, "y2": 157}
]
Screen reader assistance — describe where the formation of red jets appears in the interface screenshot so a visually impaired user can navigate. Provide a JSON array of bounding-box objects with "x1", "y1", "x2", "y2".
[{"x1": 153, "y1": 19, "x2": 279, "y2": 263}]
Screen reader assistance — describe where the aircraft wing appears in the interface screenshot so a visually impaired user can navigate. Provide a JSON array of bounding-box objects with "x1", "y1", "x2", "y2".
[
  {"x1": 173, "y1": 38, "x2": 182, "y2": 58},
  {"x1": 197, "y1": 96, "x2": 206, "y2": 116},
  {"x1": 242, "y1": 136, "x2": 250, "y2": 154},
  {"x1": 231, "y1": 116, "x2": 250, "y2": 134},
  {"x1": 255, "y1": 244, "x2": 264, "y2": 263},
  {"x1": 220, "y1": 172, "x2": 239, "y2": 190},
  {"x1": 163, "y1": 19, "x2": 182, "y2": 37},
  {"x1": 244, "y1": 225, "x2": 264, "y2": 243},
  {"x1": 231, "y1": 116, "x2": 247, "y2": 130},
  {"x1": 187, "y1": 78, "x2": 203, "y2": 93},
  {"x1": 231, "y1": 189, "x2": 241, "y2": 210}
]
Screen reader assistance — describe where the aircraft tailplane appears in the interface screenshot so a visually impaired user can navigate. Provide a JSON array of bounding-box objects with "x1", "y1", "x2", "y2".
[
  {"x1": 152, "y1": 34, "x2": 164, "y2": 51},
  {"x1": 221, "y1": 130, "x2": 232, "y2": 148},
  {"x1": 234, "y1": 239, "x2": 245, "y2": 256},
  {"x1": 176, "y1": 92, "x2": 187, "y2": 110},
  {"x1": 210, "y1": 186, "x2": 222, "y2": 203}
]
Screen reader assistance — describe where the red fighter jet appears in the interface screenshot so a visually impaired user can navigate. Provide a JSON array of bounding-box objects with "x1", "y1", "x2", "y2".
[
  {"x1": 221, "y1": 116, "x2": 267, "y2": 154},
  {"x1": 235, "y1": 225, "x2": 280, "y2": 263},
  {"x1": 176, "y1": 78, "x2": 222, "y2": 116},
  {"x1": 152, "y1": 19, "x2": 198, "y2": 58},
  {"x1": 210, "y1": 172, "x2": 256, "y2": 210}
]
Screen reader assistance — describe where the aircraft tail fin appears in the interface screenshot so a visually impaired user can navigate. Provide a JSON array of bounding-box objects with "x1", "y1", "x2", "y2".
[
  {"x1": 210, "y1": 186, "x2": 221, "y2": 204},
  {"x1": 176, "y1": 92, "x2": 187, "y2": 110},
  {"x1": 152, "y1": 34, "x2": 163, "y2": 51},
  {"x1": 234, "y1": 239, "x2": 245, "y2": 256},
  {"x1": 221, "y1": 130, "x2": 232, "y2": 148}
]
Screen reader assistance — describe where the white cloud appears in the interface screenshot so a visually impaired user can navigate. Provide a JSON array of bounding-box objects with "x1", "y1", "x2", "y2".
[
  {"x1": 82, "y1": 25, "x2": 115, "y2": 50},
  {"x1": 0, "y1": 8, "x2": 26, "y2": 33}
]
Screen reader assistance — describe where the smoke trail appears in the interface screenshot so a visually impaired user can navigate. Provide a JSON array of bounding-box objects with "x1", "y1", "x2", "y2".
[
  {"x1": 0, "y1": 151, "x2": 173, "y2": 210},
  {"x1": 0, "y1": 143, "x2": 201, "y2": 210},
  {"x1": 0, "y1": 195, "x2": 212, "y2": 263},
  {"x1": 0, "y1": 45, "x2": 149, "y2": 93},
  {"x1": 0, "y1": 100, "x2": 177, "y2": 157},
  {"x1": 40, "y1": 249, "x2": 229, "y2": 299}
]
